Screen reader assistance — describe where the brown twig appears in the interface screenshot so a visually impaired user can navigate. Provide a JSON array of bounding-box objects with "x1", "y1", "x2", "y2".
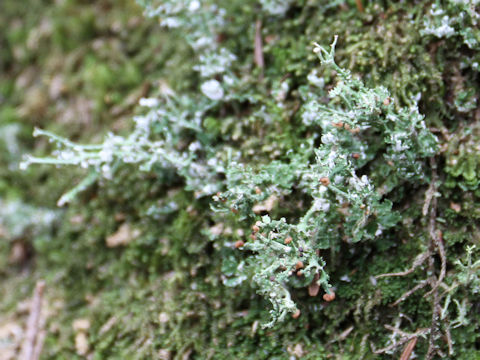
[
  {"x1": 376, "y1": 252, "x2": 430, "y2": 279},
  {"x1": 254, "y1": 19, "x2": 264, "y2": 80},
  {"x1": 355, "y1": 0, "x2": 364, "y2": 12},
  {"x1": 31, "y1": 306, "x2": 47, "y2": 360},
  {"x1": 425, "y1": 158, "x2": 442, "y2": 360},
  {"x1": 426, "y1": 291, "x2": 441, "y2": 359},
  {"x1": 422, "y1": 174, "x2": 436, "y2": 217},
  {"x1": 384, "y1": 325, "x2": 427, "y2": 338},
  {"x1": 391, "y1": 280, "x2": 429, "y2": 307},
  {"x1": 20, "y1": 280, "x2": 46, "y2": 360},
  {"x1": 399, "y1": 337, "x2": 418, "y2": 360},
  {"x1": 424, "y1": 229, "x2": 446, "y2": 297},
  {"x1": 373, "y1": 327, "x2": 429, "y2": 354},
  {"x1": 424, "y1": 158, "x2": 446, "y2": 298},
  {"x1": 32, "y1": 328, "x2": 46, "y2": 360},
  {"x1": 445, "y1": 325, "x2": 453, "y2": 356}
]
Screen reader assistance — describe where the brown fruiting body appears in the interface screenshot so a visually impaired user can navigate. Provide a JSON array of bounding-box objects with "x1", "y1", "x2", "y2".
[
  {"x1": 284, "y1": 236, "x2": 292, "y2": 245},
  {"x1": 450, "y1": 202, "x2": 461, "y2": 212},
  {"x1": 234, "y1": 240, "x2": 244, "y2": 248},
  {"x1": 323, "y1": 291, "x2": 336, "y2": 302},
  {"x1": 292, "y1": 309, "x2": 301, "y2": 319},
  {"x1": 320, "y1": 177, "x2": 330, "y2": 186}
]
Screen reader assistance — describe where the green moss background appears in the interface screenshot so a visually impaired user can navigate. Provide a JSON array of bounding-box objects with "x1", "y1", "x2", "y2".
[{"x1": 1, "y1": 0, "x2": 480, "y2": 359}]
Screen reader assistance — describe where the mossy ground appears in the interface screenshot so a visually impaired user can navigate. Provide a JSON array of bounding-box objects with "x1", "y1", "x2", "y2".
[{"x1": 1, "y1": 0, "x2": 480, "y2": 359}]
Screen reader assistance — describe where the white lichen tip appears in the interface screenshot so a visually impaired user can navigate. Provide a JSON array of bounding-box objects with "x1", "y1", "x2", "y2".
[
  {"x1": 201, "y1": 79, "x2": 224, "y2": 101},
  {"x1": 19, "y1": 155, "x2": 32, "y2": 170},
  {"x1": 312, "y1": 35, "x2": 338, "y2": 63},
  {"x1": 32, "y1": 127, "x2": 42, "y2": 137}
]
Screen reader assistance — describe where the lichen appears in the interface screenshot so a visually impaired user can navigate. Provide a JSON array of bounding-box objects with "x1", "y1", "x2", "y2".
[{"x1": 2, "y1": 0, "x2": 480, "y2": 359}]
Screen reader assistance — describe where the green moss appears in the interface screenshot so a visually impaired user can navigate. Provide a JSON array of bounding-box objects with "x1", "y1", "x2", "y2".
[{"x1": 445, "y1": 122, "x2": 480, "y2": 190}]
